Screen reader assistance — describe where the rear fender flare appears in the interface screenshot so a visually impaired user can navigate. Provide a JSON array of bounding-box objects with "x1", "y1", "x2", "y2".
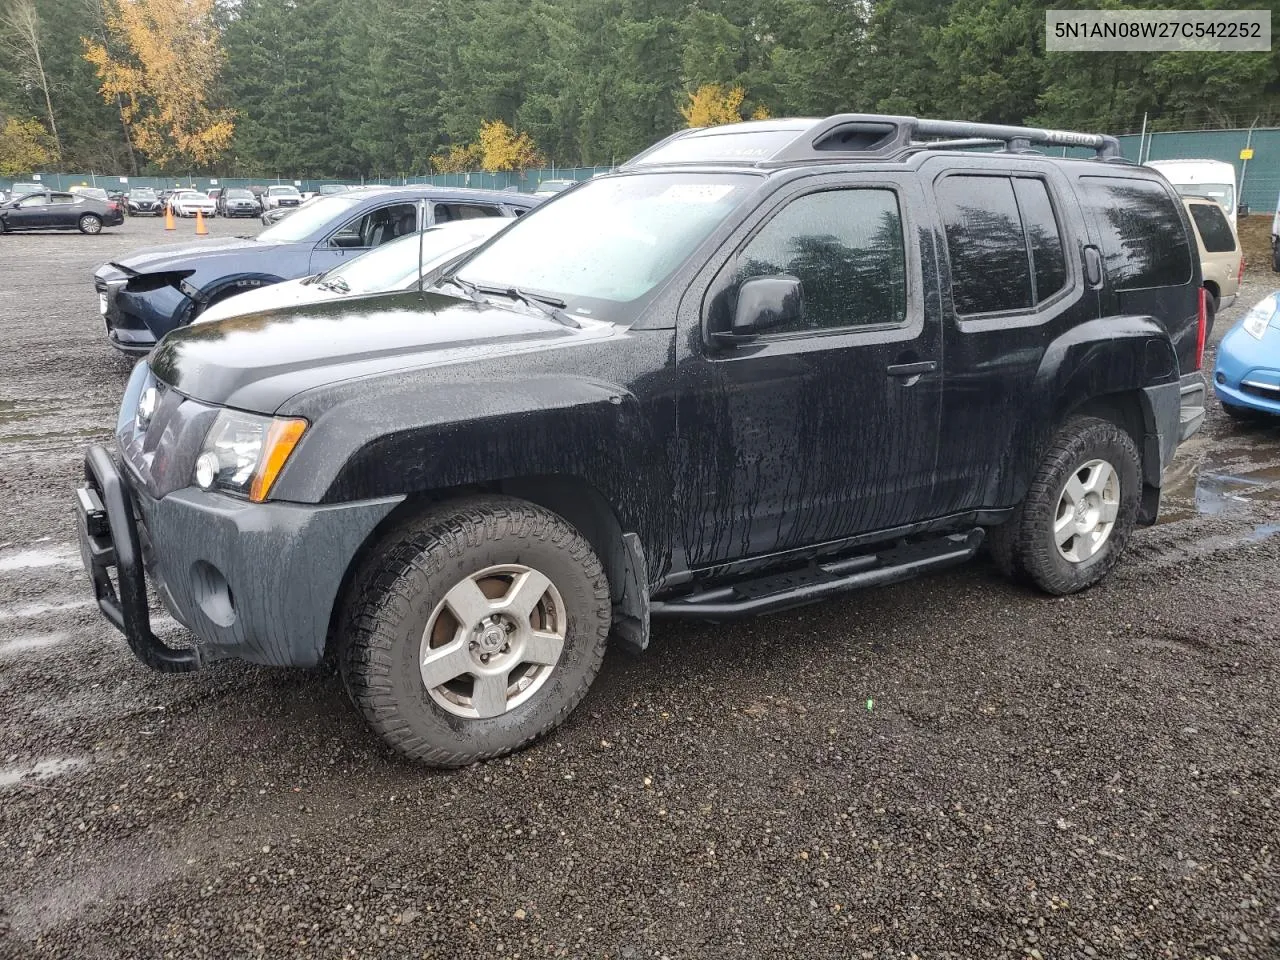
[{"x1": 991, "y1": 315, "x2": 1179, "y2": 506}]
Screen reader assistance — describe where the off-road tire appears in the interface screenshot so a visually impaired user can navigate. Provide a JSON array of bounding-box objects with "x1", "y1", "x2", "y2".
[
  {"x1": 988, "y1": 416, "x2": 1141, "y2": 595},
  {"x1": 78, "y1": 214, "x2": 102, "y2": 235},
  {"x1": 340, "y1": 495, "x2": 611, "y2": 767}
]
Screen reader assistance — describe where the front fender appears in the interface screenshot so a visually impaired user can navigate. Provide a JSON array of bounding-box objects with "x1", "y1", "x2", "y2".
[
  {"x1": 182, "y1": 273, "x2": 288, "y2": 324},
  {"x1": 273, "y1": 377, "x2": 676, "y2": 581},
  {"x1": 995, "y1": 315, "x2": 1180, "y2": 505}
]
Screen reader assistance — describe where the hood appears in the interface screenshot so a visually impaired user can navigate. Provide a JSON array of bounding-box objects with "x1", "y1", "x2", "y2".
[
  {"x1": 103, "y1": 236, "x2": 283, "y2": 275},
  {"x1": 148, "y1": 291, "x2": 616, "y2": 412}
]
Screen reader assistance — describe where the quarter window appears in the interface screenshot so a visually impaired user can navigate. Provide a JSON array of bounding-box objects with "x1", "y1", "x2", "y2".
[
  {"x1": 732, "y1": 188, "x2": 908, "y2": 334},
  {"x1": 1079, "y1": 177, "x2": 1193, "y2": 290}
]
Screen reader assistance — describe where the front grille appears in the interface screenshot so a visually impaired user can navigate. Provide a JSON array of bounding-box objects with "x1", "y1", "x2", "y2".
[{"x1": 1241, "y1": 380, "x2": 1280, "y2": 401}]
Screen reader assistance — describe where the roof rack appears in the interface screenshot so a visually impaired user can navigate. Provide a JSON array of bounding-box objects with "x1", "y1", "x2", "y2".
[{"x1": 620, "y1": 114, "x2": 1122, "y2": 170}]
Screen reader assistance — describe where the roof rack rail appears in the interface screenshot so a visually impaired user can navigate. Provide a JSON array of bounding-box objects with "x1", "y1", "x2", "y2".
[
  {"x1": 765, "y1": 115, "x2": 1122, "y2": 164},
  {"x1": 620, "y1": 114, "x2": 1122, "y2": 169}
]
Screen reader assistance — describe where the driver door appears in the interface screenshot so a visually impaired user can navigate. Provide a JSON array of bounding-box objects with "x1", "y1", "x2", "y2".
[
  {"x1": 309, "y1": 202, "x2": 421, "y2": 274},
  {"x1": 9, "y1": 194, "x2": 53, "y2": 228}
]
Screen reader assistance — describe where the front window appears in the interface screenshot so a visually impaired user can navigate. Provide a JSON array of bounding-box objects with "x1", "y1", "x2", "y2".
[
  {"x1": 455, "y1": 173, "x2": 756, "y2": 319},
  {"x1": 257, "y1": 195, "x2": 363, "y2": 243},
  {"x1": 131, "y1": 189, "x2": 157, "y2": 199},
  {"x1": 328, "y1": 221, "x2": 508, "y2": 293},
  {"x1": 226, "y1": 190, "x2": 252, "y2": 200},
  {"x1": 269, "y1": 186, "x2": 301, "y2": 197}
]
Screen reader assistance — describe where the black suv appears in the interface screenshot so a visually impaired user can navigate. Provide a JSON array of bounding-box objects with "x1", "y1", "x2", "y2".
[{"x1": 75, "y1": 115, "x2": 1207, "y2": 766}]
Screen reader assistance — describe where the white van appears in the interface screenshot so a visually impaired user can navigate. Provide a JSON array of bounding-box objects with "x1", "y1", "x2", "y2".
[{"x1": 1146, "y1": 159, "x2": 1238, "y2": 226}]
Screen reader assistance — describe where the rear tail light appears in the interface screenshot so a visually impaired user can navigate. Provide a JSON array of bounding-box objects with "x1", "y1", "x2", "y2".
[
  {"x1": 1195, "y1": 286, "x2": 1208, "y2": 371},
  {"x1": 1238, "y1": 255, "x2": 1246, "y2": 284}
]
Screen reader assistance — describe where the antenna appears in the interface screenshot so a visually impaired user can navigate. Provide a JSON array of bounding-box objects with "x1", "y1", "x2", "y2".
[{"x1": 417, "y1": 198, "x2": 427, "y2": 294}]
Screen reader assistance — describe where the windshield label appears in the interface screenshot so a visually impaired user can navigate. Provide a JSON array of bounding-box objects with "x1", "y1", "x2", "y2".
[{"x1": 657, "y1": 184, "x2": 736, "y2": 204}]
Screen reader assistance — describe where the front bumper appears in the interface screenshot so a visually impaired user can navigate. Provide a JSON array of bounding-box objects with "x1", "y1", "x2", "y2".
[
  {"x1": 1214, "y1": 324, "x2": 1280, "y2": 415},
  {"x1": 76, "y1": 443, "x2": 402, "y2": 669}
]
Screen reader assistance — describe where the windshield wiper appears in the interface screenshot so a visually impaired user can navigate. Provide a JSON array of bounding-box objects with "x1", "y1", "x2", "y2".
[
  {"x1": 476, "y1": 284, "x2": 580, "y2": 329},
  {"x1": 431, "y1": 273, "x2": 484, "y2": 302},
  {"x1": 318, "y1": 276, "x2": 350, "y2": 294}
]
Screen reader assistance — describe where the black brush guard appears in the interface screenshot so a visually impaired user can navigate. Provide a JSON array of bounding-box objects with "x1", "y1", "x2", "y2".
[{"x1": 75, "y1": 444, "x2": 202, "y2": 672}]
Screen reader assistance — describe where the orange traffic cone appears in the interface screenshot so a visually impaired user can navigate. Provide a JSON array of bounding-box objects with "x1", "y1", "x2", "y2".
[
  {"x1": 195, "y1": 209, "x2": 208, "y2": 236},
  {"x1": 164, "y1": 204, "x2": 175, "y2": 231}
]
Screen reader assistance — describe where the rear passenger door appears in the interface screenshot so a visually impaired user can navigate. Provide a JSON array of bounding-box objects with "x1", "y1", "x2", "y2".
[
  {"x1": 930, "y1": 163, "x2": 1095, "y2": 515},
  {"x1": 676, "y1": 174, "x2": 943, "y2": 568},
  {"x1": 431, "y1": 200, "x2": 505, "y2": 224}
]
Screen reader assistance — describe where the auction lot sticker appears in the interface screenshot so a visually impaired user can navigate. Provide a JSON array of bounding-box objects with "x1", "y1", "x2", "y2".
[{"x1": 1046, "y1": 9, "x2": 1270, "y2": 52}]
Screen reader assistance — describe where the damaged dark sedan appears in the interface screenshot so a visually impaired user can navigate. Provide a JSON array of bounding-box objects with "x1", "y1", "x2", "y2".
[{"x1": 93, "y1": 185, "x2": 539, "y2": 354}]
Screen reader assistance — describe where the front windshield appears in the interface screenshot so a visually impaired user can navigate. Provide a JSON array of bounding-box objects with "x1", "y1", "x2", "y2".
[
  {"x1": 270, "y1": 186, "x2": 300, "y2": 196},
  {"x1": 330, "y1": 221, "x2": 507, "y2": 293},
  {"x1": 257, "y1": 195, "x2": 362, "y2": 243},
  {"x1": 226, "y1": 189, "x2": 252, "y2": 199},
  {"x1": 1174, "y1": 182, "x2": 1235, "y2": 214},
  {"x1": 131, "y1": 189, "x2": 156, "y2": 198},
  {"x1": 457, "y1": 173, "x2": 755, "y2": 316}
]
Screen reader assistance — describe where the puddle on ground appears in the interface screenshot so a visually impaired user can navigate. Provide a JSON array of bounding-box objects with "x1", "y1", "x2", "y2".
[
  {"x1": 0, "y1": 546, "x2": 82, "y2": 573},
  {"x1": 1160, "y1": 434, "x2": 1280, "y2": 537},
  {"x1": 0, "y1": 756, "x2": 88, "y2": 789},
  {"x1": 0, "y1": 599, "x2": 94, "y2": 621},
  {"x1": 0, "y1": 631, "x2": 69, "y2": 657}
]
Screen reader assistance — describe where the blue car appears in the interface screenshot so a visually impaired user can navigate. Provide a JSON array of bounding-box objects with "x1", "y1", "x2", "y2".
[
  {"x1": 1214, "y1": 293, "x2": 1280, "y2": 417},
  {"x1": 94, "y1": 186, "x2": 539, "y2": 354}
]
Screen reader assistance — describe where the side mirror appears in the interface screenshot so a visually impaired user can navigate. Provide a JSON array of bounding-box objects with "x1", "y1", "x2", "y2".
[{"x1": 716, "y1": 274, "x2": 803, "y2": 344}]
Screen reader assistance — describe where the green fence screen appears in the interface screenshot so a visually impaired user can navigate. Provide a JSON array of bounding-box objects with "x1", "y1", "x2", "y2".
[{"x1": 3, "y1": 128, "x2": 1277, "y2": 211}]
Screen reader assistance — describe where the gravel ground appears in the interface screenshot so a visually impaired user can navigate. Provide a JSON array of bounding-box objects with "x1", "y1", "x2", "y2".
[{"x1": 1, "y1": 218, "x2": 1279, "y2": 960}]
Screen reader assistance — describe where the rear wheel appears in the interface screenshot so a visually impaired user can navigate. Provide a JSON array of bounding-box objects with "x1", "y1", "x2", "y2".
[
  {"x1": 78, "y1": 214, "x2": 103, "y2": 235},
  {"x1": 989, "y1": 416, "x2": 1140, "y2": 595},
  {"x1": 340, "y1": 496, "x2": 611, "y2": 766}
]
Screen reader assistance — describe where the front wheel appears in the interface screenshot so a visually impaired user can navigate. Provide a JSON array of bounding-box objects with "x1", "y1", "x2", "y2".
[
  {"x1": 989, "y1": 416, "x2": 1141, "y2": 595},
  {"x1": 340, "y1": 496, "x2": 612, "y2": 766},
  {"x1": 78, "y1": 214, "x2": 103, "y2": 235}
]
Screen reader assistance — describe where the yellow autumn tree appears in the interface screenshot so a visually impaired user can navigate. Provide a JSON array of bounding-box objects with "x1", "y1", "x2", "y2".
[
  {"x1": 0, "y1": 116, "x2": 54, "y2": 175},
  {"x1": 680, "y1": 84, "x2": 747, "y2": 128},
  {"x1": 478, "y1": 120, "x2": 543, "y2": 172},
  {"x1": 82, "y1": 0, "x2": 234, "y2": 169},
  {"x1": 430, "y1": 143, "x2": 484, "y2": 173}
]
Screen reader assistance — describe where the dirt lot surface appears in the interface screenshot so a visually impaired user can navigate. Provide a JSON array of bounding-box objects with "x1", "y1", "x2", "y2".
[{"x1": 1, "y1": 217, "x2": 1279, "y2": 959}]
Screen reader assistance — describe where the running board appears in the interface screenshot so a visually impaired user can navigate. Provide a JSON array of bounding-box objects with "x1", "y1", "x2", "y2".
[{"x1": 650, "y1": 528, "x2": 984, "y2": 620}]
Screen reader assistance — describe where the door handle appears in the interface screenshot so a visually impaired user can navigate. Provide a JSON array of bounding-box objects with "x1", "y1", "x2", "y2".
[
  {"x1": 1083, "y1": 244, "x2": 1104, "y2": 289},
  {"x1": 886, "y1": 360, "x2": 937, "y2": 378}
]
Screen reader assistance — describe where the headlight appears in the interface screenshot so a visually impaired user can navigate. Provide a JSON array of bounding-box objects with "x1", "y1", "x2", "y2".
[
  {"x1": 1242, "y1": 295, "x2": 1277, "y2": 340},
  {"x1": 194, "y1": 410, "x2": 307, "y2": 502}
]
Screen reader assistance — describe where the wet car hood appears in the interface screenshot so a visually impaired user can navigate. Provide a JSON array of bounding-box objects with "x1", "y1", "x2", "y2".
[
  {"x1": 104, "y1": 236, "x2": 288, "y2": 275},
  {"x1": 148, "y1": 290, "x2": 614, "y2": 413}
]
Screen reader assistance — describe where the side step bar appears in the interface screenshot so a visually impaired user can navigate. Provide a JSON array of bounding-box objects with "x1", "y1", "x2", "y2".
[{"x1": 650, "y1": 528, "x2": 984, "y2": 620}]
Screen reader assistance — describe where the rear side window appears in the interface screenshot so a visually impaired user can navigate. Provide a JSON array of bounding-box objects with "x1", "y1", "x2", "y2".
[
  {"x1": 937, "y1": 175, "x2": 1068, "y2": 315},
  {"x1": 1188, "y1": 202, "x2": 1237, "y2": 253},
  {"x1": 1079, "y1": 177, "x2": 1193, "y2": 290},
  {"x1": 734, "y1": 187, "x2": 908, "y2": 334}
]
